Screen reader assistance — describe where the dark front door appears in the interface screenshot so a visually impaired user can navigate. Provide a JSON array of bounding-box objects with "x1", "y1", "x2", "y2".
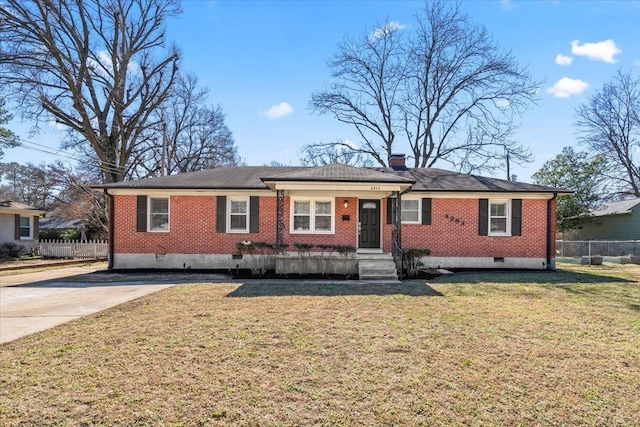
[{"x1": 359, "y1": 199, "x2": 380, "y2": 249}]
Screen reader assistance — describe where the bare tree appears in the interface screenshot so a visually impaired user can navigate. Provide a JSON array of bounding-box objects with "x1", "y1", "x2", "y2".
[
  {"x1": 299, "y1": 142, "x2": 374, "y2": 167},
  {"x1": 0, "y1": 160, "x2": 108, "y2": 235},
  {"x1": 0, "y1": 0, "x2": 181, "y2": 183},
  {"x1": 309, "y1": 1, "x2": 539, "y2": 172},
  {"x1": 575, "y1": 71, "x2": 640, "y2": 198},
  {"x1": 310, "y1": 19, "x2": 405, "y2": 167},
  {"x1": 128, "y1": 72, "x2": 239, "y2": 179}
]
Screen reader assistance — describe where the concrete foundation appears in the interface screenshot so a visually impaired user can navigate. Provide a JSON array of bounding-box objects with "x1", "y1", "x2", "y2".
[
  {"x1": 113, "y1": 253, "x2": 553, "y2": 271},
  {"x1": 418, "y1": 256, "x2": 551, "y2": 270}
]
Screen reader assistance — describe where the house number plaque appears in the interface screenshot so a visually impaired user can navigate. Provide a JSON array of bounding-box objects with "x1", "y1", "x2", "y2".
[{"x1": 445, "y1": 214, "x2": 466, "y2": 226}]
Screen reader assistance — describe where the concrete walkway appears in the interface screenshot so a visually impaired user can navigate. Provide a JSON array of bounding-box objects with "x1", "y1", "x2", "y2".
[{"x1": 0, "y1": 264, "x2": 175, "y2": 344}]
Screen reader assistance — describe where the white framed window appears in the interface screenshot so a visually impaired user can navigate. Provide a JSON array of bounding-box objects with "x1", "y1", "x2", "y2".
[
  {"x1": 489, "y1": 200, "x2": 510, "y2": 236},
  {"x1": 401, "y1": 199, "x2": 420, "y2": 224},
  {"x1": 148, "y1": 197, "x2": 169, "y2": 232},
  {"x1": 228, "y1": 197, "x2": 249, "y2": 232},
  {"x1": 291, "y1": 198, "x2": 334, "y2": 234},
  {"x1": 19, "y1": 216, "x2": 33, "y2": 240}
]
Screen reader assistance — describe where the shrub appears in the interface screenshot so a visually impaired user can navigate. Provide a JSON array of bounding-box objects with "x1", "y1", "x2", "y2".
[
  {"x1": 0, "y1": 242, "x2": 26, "y2": 258},
  {"x1": 293, "y1": 243, "x2": 314, "y2": 255},
  {"x1": 402, "y1": 248, "x2": 431, "y2": 277},
  {"x1": 235, "y1": 241, "x2": 288, "y2": 276},
  {"x1": 334, "y1": 245, "x2": 356, "y2": 258}
]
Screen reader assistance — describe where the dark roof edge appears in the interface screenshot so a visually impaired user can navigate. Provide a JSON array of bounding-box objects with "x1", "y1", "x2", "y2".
[
  {"x1": 99, "y1": 185, "x2": 272, "y2": 191},
  {"x1": 408, "y1": 188, "x2": 573, "y2": 194}
]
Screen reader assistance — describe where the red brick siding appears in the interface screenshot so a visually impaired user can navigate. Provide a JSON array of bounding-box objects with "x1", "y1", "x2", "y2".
[
  {"x1": 113, "y1": 195, "x2": 358, "y2": 254},
  {"x1": 113, "y1": 194, "x2": 555, "y2": 258},
  {"x1": 398, "y1": 198, "x2": 553, "y2": 258}
]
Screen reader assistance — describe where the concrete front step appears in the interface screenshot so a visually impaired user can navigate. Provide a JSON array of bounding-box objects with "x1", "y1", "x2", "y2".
[
  {"x1": 360, "y1": 275, "x2": 400, "y2": 281},
  {"x1": 358, "y1": 258, "x2": 398, "y2": 281}
]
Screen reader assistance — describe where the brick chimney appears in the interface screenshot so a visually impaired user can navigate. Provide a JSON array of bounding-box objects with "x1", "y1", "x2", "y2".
[{"x1": 389, "y1": 153, "x2": 408, "y2": 171}]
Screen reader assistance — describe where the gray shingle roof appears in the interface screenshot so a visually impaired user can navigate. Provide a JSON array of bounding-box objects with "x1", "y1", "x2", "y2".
[
  {"x1": 0, "y1": 200, "x2": 42, "y2": 211},
  {"x1": 99, "y1": 166, "x2": 305, "y2": 190},
  {"x1": 97, "y1": 165, "x2": 571, "y2": 194},
  {"x1": 374, "y1": 167, "x2": 571, "y2": 193},
  {"x1": 589, "y1": 198, "x2": 640, "y2": 217},
  {"x1": 262, "y1": 163, "x2": 414, "y2": 183},
  {"x1": 39, "y1": 218, "x2": 84, "y2": 229}
]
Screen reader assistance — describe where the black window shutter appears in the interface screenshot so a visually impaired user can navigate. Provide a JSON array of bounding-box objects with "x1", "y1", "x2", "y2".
[
  {"x1": 14, "y1": 214, "x2": 20, "y2": 239},
  {"x1": 33, "y1": 216, "x2": 39, "y2": 240},
  {"x1": 136, "y1": 196, "x2": 147, "y2": 232},
  {"x1": 478, "y1": 199, "x2": 488, "y2": 236},
  {"x1": 249, "y1": 196, "x2": 259, "y2": 233},
  {"x1": 216, "y1": 196, "x2": 227, "y2": 233},
  {"x1": 421, "y1": 198, "x2": 432, "y2": 225},
  {"x1": 511, "y1": 199, "x2": 522, "y2": 236},
  {"x1": 386, "y1": 198, "x2": 394, "y2": 224}
]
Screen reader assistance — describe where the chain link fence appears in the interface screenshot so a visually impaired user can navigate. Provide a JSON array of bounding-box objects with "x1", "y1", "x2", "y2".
[{"x1": 556, "y1": 240, "x2": 640, "y2": 263}]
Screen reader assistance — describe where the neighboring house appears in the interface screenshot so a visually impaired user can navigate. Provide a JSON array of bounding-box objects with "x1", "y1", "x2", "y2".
[
  {"x1": 96, "y1": 155, "x2": 571, "y2": 274},
  {"x1": 39, "y1": 217, "x2": 87, "y2": 240},
  {"x1": 570, "y1": 198, "x2": 640, "y2": 241},
  {"x1": 0, "y1": 200, "x2": 45, "y2": 253}
]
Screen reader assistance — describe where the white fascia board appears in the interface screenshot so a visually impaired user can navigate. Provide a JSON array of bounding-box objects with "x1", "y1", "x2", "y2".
[
  {"x1": 407, "y1": 191, "x2": 562, "y2": 200},
  {"x1": 0, "y1": 208, "x2": 46, "y2": 215}
]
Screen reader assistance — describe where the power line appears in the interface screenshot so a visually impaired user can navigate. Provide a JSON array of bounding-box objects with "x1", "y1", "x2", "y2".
[{"x1": 13, "y1": 138, "x2": 125, "y2": 174}]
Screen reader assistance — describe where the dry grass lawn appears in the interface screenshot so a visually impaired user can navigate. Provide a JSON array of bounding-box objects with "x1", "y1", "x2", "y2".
[{"x1": 1, "y1": 263, "x2": 639, "y2": 426}]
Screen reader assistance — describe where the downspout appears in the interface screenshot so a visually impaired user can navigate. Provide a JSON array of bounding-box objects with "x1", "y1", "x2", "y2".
[
  {"x1": 104, "y1": 189, "x2": 114, "y2": 270},
  {"x1": 546, "y1": 192, "x2": 558, "y2": 270}
]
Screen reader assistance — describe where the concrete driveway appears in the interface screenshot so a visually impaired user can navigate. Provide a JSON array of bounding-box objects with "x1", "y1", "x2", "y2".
[{"x1": 0, "y1": 265, "x2": 175, "y2": 344}]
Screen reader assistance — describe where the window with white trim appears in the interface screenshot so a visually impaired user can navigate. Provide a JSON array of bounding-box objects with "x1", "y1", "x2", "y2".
[
  {"x1": 489, "y1": 200, "x2": 510, "y2": 236},
  {"x1": 401, "y1": 199, "x2": 420, "y2": 223},
  {"x1": 228, "y1": 197, "x2": 249, "y2": 232},
  {"x1": 148, "y1": 197, "x2": 169, "y2": 232},
  {"x1": 291, "y1": 198, "x2": 334, "y2": 233},
  {"x1": 19, "y1": 216, "x2": 32, "y2": 240}
]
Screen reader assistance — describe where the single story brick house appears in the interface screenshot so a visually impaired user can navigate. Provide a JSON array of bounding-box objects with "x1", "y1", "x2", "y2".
[
  {"x1": 0, "y1": 200, "x2": 44, "y2": 253},
  {"x1": 97, "y1": 155, "x2": 571, "y2": 276}
]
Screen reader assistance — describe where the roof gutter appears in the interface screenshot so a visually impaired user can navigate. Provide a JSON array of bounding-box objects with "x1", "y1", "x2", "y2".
[
  {"x1": 546, "y1": 192, "x2": 558, "y2": 270},
  {"x1": 104, "y1": 189, "x2": 114, "y2": 270}
]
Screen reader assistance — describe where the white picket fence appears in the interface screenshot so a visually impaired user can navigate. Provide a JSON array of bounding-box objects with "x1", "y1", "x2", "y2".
[{"x1": 38, "y1": 239, "x2": 108, "y2": 260}]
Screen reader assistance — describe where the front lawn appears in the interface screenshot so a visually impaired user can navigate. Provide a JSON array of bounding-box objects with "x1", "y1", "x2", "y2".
[{"x1": 1, "y1": 263, "x2": 639, "y2": 426}]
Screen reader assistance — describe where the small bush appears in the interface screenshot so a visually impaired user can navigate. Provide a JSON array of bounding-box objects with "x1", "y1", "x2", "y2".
[
  {"x1": 0, "y1": 242, "x2": 26, "y2": 258},
  {"x1": 235, "y1": 241, "x2": 288, "y2": 276},
  {"x1": 293, "y1": 243, "x2": 314, "y2": 255},
  {"x1": 334, "y1": 245, "x2": 356, "y2": 258},
  {"x1": 402, "y1": 248, "x2": 431, "y2": 277}
]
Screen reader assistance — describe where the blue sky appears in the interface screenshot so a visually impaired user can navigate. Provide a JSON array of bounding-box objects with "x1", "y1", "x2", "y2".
[{"x1": 5, "y1": 0, "x2": 640, "y2": 182}]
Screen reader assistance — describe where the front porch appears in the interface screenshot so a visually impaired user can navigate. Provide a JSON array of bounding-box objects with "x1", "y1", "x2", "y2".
[{"x1": 275, "y1": 251, "x2": 399, "y2": 281}]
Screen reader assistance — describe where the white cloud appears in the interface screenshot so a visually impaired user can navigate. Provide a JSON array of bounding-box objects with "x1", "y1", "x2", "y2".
[
  {"x1": 495, "y1": 99, "x2": 510, "y2": 109},
  {"x1": 555, "y1": 54, "x2": 573, "y2": 66},
  {"x1": 342, "y1": 139, "x2": 357, "y2": 149},
  {"x1": 546, "y1": 77, "x2": 589, "y2": 98},
  {"x1": 259, "y1": 102, "x2": 293, "y2": 119},
  {"x1": 369, "y1": 21, "x2": 406, "y2": 41},
  {"x1": 48, "y1": 120, "x2": 68, "y2": 131},
  {"x1": 570, "y1": 39, "x2": 621, "y2": 64},
  {"x1": 501, "y1": 0, "x2": 515, "y2": 10}
]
